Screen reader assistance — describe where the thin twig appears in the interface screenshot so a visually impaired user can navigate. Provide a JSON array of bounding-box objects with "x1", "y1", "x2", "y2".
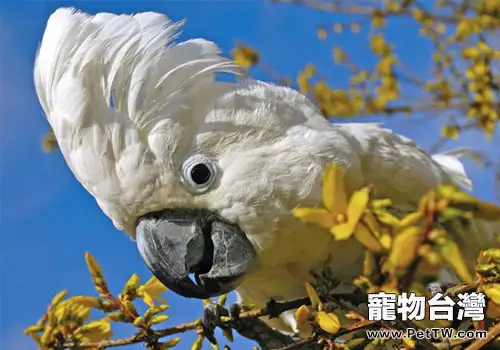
[
  {"x1": 445, "y1": 281, "x2": 480, "y2": 297},
  {"x1": 435, "y1": 337, "x2": 474, "y2": 349},
  {"x1": 270, "y1": 0, "x2": 458, "y2": 23},
  {"x1": 61, "y1": 320, "x2": 200, "y2": 349},
  {"x1": 61, "y1": 298, "x2": 312, "y2": 349},
  {"x1": 464, "y1": 321, "x2": 500, "y2": 350}
]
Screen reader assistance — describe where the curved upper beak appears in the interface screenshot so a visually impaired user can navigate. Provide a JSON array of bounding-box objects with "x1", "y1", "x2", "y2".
[{"x1": 135, "y1": 209, "x2": 256, "y2": 299}]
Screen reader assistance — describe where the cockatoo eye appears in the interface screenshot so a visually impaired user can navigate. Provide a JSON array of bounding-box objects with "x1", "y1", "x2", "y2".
[{"x1": 181, "y1": 155, "x2": 217, "y2": 193}]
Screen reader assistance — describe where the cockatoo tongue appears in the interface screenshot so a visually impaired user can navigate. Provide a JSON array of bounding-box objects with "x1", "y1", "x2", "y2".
[{"x1": 136, "y1": 209, "x2": 256, "y2": 298}]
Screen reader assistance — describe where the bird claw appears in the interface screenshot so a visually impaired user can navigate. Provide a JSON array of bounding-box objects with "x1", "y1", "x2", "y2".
[{"x1": 202, "y1": 302, "x2": 230, "y2": 345}]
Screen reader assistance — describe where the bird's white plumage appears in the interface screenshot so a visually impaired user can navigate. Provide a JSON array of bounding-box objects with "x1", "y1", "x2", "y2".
[
  {"x1": 35, "y1": 8, "x2": 499, "y2": 334},
  {"x1": 35, "y1": 8, "x2": 244, "y2": 233}
]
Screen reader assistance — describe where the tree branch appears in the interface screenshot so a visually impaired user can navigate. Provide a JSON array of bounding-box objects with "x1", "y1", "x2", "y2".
[
  {"x1": 464, "y1": 321, "x2": 500, "y2": 350},
  {"x1": 270, "y1": 0, "x2": 458, "y2": 23},
  {"x1": 60, "y1": 298, "x2": 312, "y2": 349}
]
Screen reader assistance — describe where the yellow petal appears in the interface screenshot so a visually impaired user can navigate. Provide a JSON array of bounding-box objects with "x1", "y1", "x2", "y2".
[
  {"x1": 398, "y1": 212, "x2": 423, "y2": 228},
  {"x1": 437, "y1": 238, "x2": 474, "y2": 283},
  {"x1": 317, "y1": 27, "x2": 327, "y2": 40},
  {"x1": 371, "y1": 198, "x2": 392, "y2": 209},
  {"x1": 50, "y1": 290, "x2": 68, "y2": 307},
  {"x1": 293, "y1": 208, "x2": 335, "y2": 229},
  {"x1": 23, "y1": 325, "x2": 40, "y2": 335},
  {"x1": 487, "y1": 300, "x2": 500, "y2": 318},
  {"x1": 164, "y1": 338, "x2": 181, "y2": 348},
  {"x1": 144, "y1": 276, "x2": 168, "y2": 292},
  {"x1": 315, "y1": 311, "x2": 340, "y2": 334},
  {"x1": 361, "y1": 212, "x2": 380, "y2": 238},
  {"x1": 150, "y1": 315, "x2": 169, "y2": 325},
  {"x1": 70, "y1": 296, "x2": 101, "y2": 308},
  {"x1": 40, "y1": 325, "x2": 55, "y2": 345},
  {"x1": 403, "y1": 337, "x2": 416, "y2": 349},
  {"x1": 231, "y1": 46, "x2": 259, "y2": 68},
  {"x1": 143, "y1": 277, "x2": 168, "y2": 302},
  {"x1": 133, "y1": 317, "x2": 143, "y2": 327},
  {"x1": 322, "y1": 164, "x2": 348, "y2": 213},
  {"x1": 330, "y1": 222, "x2": 356, "y2": 240},
  {"x1": 346, "y1": 186, "x2": 371, "y2": 225},
  {"x1": 376, "y1": 211, "x2": 401, "y2": 227},
  {"x1": 123, "y1": 274, "x2": 141, "y2": 294},
  {"x1": 482, "y1": 284, "x2": 500, "y2": 305},
  {"x1": 380, "y1": 231, "x2": 392, "y2": 250},
  {"x1": 75, "y1": 319, "x2": 113, "y2": 343},
  {"x1": 85, "y1": 252, "x2": 103, "y2": 276},
  {"x1": 483, "y1": 248, "x2": 500, "y2": 261},
  {"x1": 191, "y1": 335, "x2": 204, "y2": 350},
  {"x1": 388, "y1": 226, "x2": 426, "y2": 269},
  {"x1": 305, "y1": 282, "x2": 321, "y2": 309},
  {"x1": 295, "y1": 305, "x2": 311, "y2": 325},
  {"x1": 141, "y1": 291, "x2": 155, "y2": 307},
  {"x1": 353, "y1": 223, "x2": 384, "y2": 252},
  {"x1": 74, "y1": 304, "x2": 92, "y2": 321},
  {"x1": 217, "y1": 294, "x2": 228, "y2": 306}
]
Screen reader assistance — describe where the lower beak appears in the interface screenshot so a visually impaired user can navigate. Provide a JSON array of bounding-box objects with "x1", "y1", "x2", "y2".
[{"x1": 135, "y1": 209, "x2": 256, "y2": 299}]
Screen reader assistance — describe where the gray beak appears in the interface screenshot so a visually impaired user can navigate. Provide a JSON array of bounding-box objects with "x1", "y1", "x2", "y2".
[{"x1": 136, "y1": 209, "x2": 256, "y2": 299}]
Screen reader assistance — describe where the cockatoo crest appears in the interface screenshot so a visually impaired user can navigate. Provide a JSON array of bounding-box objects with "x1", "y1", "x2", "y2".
[{"x1": 34, "y1": 8, "x2": 244, "y2": 234}]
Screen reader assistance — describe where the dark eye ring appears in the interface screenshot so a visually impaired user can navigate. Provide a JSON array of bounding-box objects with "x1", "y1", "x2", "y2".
[{"x1": 181, "y1": 155, "x2": 217, "y2": 193}]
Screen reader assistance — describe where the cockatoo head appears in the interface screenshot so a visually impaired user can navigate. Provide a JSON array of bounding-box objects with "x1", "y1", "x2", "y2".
[{"x1": 35, "y1": 8, "x2": 340, "y2": 299}]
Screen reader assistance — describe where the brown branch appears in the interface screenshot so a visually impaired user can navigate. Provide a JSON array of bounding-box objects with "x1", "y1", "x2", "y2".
[
  {"x1": 61, "y1": 320, "x2": 200, "y2": 349},
  {"x1": 270, "y1": 0, "x2": 458, "y2": 23},
  {"x1": 428, "y1": 119, "x2": 479, "y2": 154},
  {"x1": 60, "y1": 298, "x2": 311, "y2": 349},
  {"x1": 435, "y1": 337, "x2": 475, "y2": 349},
  {"x1": 445, "y1": 280, "x2": 480, "y2": 297},
  {"x1": 465, "y1": 321, "x2": 500, "y2": 350}
]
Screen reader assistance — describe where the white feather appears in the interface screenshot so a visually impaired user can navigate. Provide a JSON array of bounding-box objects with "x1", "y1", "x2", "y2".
[
  {"x1": 34, "y1": 7, "x2": 243, "y2": 233},
  {"x1": 432, "y1": 149, "x2": 473, "y2": 191}
]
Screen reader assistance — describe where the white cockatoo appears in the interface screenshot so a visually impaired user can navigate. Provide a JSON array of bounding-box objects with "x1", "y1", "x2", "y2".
[{"x1": 35, "y1": 8, "x2": 498, "y2": 334}]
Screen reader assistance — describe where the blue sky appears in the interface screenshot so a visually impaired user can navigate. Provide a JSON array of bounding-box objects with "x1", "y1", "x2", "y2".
[{"x1": 1, "y1": 1, "x2": 498, "y2": 349}]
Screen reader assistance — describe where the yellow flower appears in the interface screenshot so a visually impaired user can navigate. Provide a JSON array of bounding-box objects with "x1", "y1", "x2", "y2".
[
  {"x1": 441, "y1": 124, "x2": 459, "y2": 139},
  {"x1": 315, "y1": 311, "x2": 340, "y2": 334},
  {"x1": 295, "y1": 305, "x2": 311, "y2": 325},
  {"x1": 74, "y1": 319, "x2": 113, "y2": 343},
  {"x1": 85, "y1": 252, "x2": 103, "y2": 277},
  {"x1": 294, "y1": 164, "x2": 381, "y2": 251},
  {"x1": 70, "y1": 296, "x2": 101, "y2": 308},
  {"x1": 42, "y1": 129, "x2": 58, "y2": 153},
  {"x1": 482, "y1": 284, "x2": 500, "y2": 305},
  {"x1": 305, "y1": 282, "x2": 321, "y2": 309},
  {"x1": 316, "y1": 27, "x2": 327, "y2": 40},
  {"x1": 230, "y1": 45, "x2": 259, "y2": 68},
  {"x1": 137, "y1": 276, "x2": 168, "y2": 307},
  {"x1": 52, "y1": 299, "x2": 92, "y2": 325}
]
